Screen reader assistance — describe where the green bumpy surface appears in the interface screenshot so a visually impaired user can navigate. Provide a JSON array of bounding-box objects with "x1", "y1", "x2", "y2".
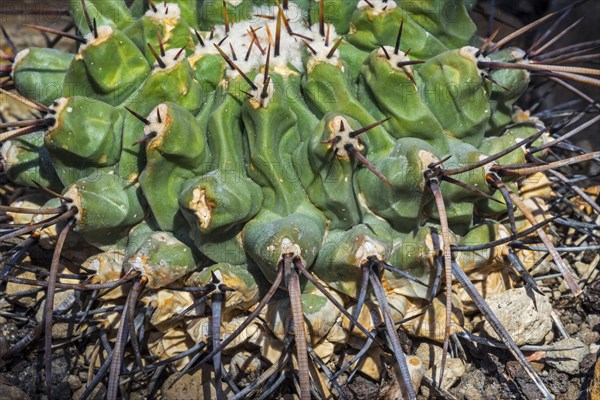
[{"x1": 4, "y1": 0, "x2": 540, "y2": 320}]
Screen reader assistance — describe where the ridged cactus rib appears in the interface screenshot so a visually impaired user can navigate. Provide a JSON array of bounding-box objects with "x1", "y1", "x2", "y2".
[{"x1": 1, "y1": 1, "x2": 598, "y2": 399}]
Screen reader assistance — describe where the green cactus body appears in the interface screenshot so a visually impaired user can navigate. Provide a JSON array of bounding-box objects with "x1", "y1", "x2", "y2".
[
  {"x1": 486, "y1": 48, "x2": 531, "y2": 133},
  {"x1": 1, "y1": 131, "x2": 62, "y2": 191},
  {"x1": 186, "y1": 263, "x2": 263, "y2": 312},
  {"x1": 62, "y1": 173, "x2": 144, "y2": 246},
  {"x1": 44, "y1": 96, "x2": 123, "y2": 186},
  {"x1": 313, "y1": 215, "x2": 394, "y2": 298},
  {"x1": 241, "y1": 72, "x2": 326, "y2": 280},
  {"x1": 198, "y1": 0, "x2": 253, "y2": 29},
  {"x1": 5, "y1": 0, "x2": 542, "y2": 309},
  {"x1": 62, "y1": 26, "x2": 150, "y2": 105},
  {"x1": 294, "y1": 113, "x2": 363, "y2": 230},
  {"x1": 360, "y1": 47, "x2": 448, "y2": 151},
  {"x1": 123, "y1": 4, "x2": 194, "y2": 65},
  {"x1": 139, "y1": 101, "x2": 211, "y2": 230},
  {"x1": 12, "y1": 48, "x2": 74, "y2": 106},
  {"x1": 70, "y1": 0, "x2": 135, "y2": 33},
  {"x1": 126, "y1": 230, "x2": 198, "y2": 289}
]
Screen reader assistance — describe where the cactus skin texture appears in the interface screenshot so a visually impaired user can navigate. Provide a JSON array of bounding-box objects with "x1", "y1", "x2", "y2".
[{"x1": 1, "y1": 1, "x2": 598, "y2": 399}]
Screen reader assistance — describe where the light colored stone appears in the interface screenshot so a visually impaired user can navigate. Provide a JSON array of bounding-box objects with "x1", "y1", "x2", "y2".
[
  {"x1": 545, "y1": 337, "x2": 589, "y2": 375},
  {"x1": 565, "y1": 323, "x2": 579, "y2": 335},
  {"x1": 483, "y1": 288, "x2": 552, "y2": 346},
  {"x1": 544, "y1": 330, "x2": 554, "y2": 345},
  {"x1": 426, "y1": 358, "x2": 465, "y2": 391},
  {"x1": 66, "y1": 375, "x2": 82, "y2": 391},
  {"x1": 581, "y1": 330, "x2": 600, "y2": 346},
  {"x1": 415, "y1": 342, "x2": 443, "y2": 370},
  {"x1": 339, "y1": 344, "x2": 386, "y2": 381},
  {"x1": 529, "y1": 258, "x2": 552, "y2": 277}
]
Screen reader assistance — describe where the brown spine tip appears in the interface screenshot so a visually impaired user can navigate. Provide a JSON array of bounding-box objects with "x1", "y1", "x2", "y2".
[
  {"x1": 477, "y1": 27, "x2": 500, "y2": 57},
  {"x1": 319, "y1": 0, "x2": 325, "y2": 37},
  {"x1": 214, "y1": 44, "x2": 258, "y2": 90},
  {"x1": 264, "y1": 44, "x2": 272, "y2": 83},
  {"x1": 223, "y1": 0, "x2": 229, "y2": 34},
  {"x1": 80, "y1": 0, "x2": 94, "y2": 36},
  {"x1": 125, "y1": 106, "x2": 151, "y2": 125},
  {"x1": 345, "y1": 143, "x2": 394, "y2": 188},
  {"x1": 173, "y1": 46, "x2": 186, "y2": 61},
  {"x1": 147, "y1": 43, "x2": 166, "y2": 68},
  {"x1": 92, "y1": 17, "x2": 98, "y2": 39},
  {"x1": 217, "y1": 35, "x2": 229, "y2": 47},
  {"x1": 326, "y1": 37, "x2": 344, "y2": 59},
  {"x1": 380, "y1": 45, "x2": 391, "y2": 60},
  {"x1": 229, "y1": 43, "x2": 237, "y2": 61},
  {"x1": 302, "y1": 40, "x2": 317, "y2": 55},
  {"x1": 394, "y1": 20, "x2": 404, "y2": 55},
  {"x1": 157, "y1": 30, "x2": 166, "y2": 57},
  {"x1": 349, "y1": 117, "x2": 391, "y2": 138},
  {"x1": 249, "y1": 26, "x2": 266, "y2": 55},
  {"x1": 194, "y1": 29, "x2": 205, "y2": 47},
  {"x1": 0, "y1": 87, "x2": 52, "y2": 113},
  {"x1": 261, "y1": 75, "x2": 271, "y2": 99},
  {"x1": 245, "y1": 36, "x2": 256, "y2": 61},
  {"x1": 275, "y1": 8, "x2": 282, "y2": 57}
]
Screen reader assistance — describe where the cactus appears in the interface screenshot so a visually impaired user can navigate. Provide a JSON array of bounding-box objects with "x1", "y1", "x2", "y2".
[{"x1": 1, "y1": 1, "x2": 599, "y2": 399}]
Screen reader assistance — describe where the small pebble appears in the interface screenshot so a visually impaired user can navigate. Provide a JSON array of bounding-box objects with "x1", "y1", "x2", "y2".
[
  {"x1": 575, "y1": 261, "x2": 589, "y2": 276},
  {"x1": 558, "y1": 382, "x2": 581, "y2": 400},
  {"x1": 450, "y1": 369, "x2": 485, "y2": 400},
  {"x1": 547, "y1": 368, "x2": 569, "y2": 395},
  {"x1": 587, "y1": 314, "x2": 600, "y2": 329},
  {"x1": 545, "y1": 337, "x2": 589, "y2": 375},
  {"x1": 415, "y1": 342, "x2": 442, "y2": 370},
  {"x1": 427, "y1": 358, "x2": 465, "y2": 391},
  {"x1": 581, "y1": 353, "x2": 598, "y2": 374},
  {"x1": 483, "y1": 288, "x2": 552, "y2": 346},
  {"x1": 565, "y1": 323, "x2": 579, "y2": 335},
  {"x1": 553, "y1": 290, "x2": 561, "y2": 301},
  {"x1": 558, "y1": 280, "x2": 569, "y2": 294},
  {"x1": 66, "y1": 375, "x2": 82, "y2": 391},
  {"x1": 581, "y1": 322, "x2": 591, "y2": 331},
  {"x1": 580, "y1": 330, "x2": 600, "y2": 346}
]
